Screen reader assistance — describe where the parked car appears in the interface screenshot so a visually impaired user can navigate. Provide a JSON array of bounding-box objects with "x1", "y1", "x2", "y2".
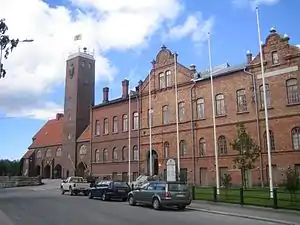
[
  {"x1": 127, "y1": 181, "x2": 192, "y2": 210},
  {"x1": 60, "y1": 176, "x2": 90, "y2": 196},
  {"x1": 88, "y1": 180, "x2": 131, "y2": 201}
]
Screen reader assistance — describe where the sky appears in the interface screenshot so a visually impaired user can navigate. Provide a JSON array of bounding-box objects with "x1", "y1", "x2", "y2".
[{"x1": 0, "y1": 0, "x2": 299, "y2": 160}]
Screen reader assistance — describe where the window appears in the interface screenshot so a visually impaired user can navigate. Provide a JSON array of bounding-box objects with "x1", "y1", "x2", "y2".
[
  {"x1": 133, "y1": 112, "x2": 139, "y2": 130},
  {"x1": 148, "y1": 108, "x2": 153, "y2": 127},
  {"x1": 292, "y1": 127, "x2": 300, "y2": 150},
  {"x1": 259, "y1": 84, "x2": 271, "y2": 108},
  {"x1": 122, "y1": 147, "x2": 126, "y2": 160},
  {"x1": 162, "y1": 105, "x2": 169, "y2": 124},
  {"x1": 95, "y1": 149, "x2": 100, "y2": 162},
  {"x1": 218, "y1": 136, "x2": 227, "y2": 154},
  {"x1": 199, "y1": 138, "x2": 206, "y2": 156},
  {"x1": 165, "y1": 70, "x2": 171, "y2": 87},
  {"x1": 179, "y1": 140, "x2": 186, "y2": 156},
  {"x1": 286, "y1": 79, "x2": 299, "y2": 104},
  {"x1": 46, "y1": 149, "x2": 52, "y2": 158},
  {"x1": 272, "y1": 51, "x2": 279, "y2": 65},
  {"x1": 122, "y1": 114, "x2": 128, "y2": 132},
  {"x1": 95, "y1": 120, "x2": 100, "y2": 135},
  {"x1": 79, "y1": 145, "x2": 87, "y2": 155},
  {"x1": 103, "y1": 149, "x2": 108, "y2": 161},
  {"x1": 263, "y1": 130, "x2": 275, "y2": 151},
  {"x1": 178, "y1": 102, "x2": 186, "y2": 122},
  {"x1": 56, "y1": 148, "x2": 62, "y2": 157},
  {"x1": 36, "y1": 150, "x2": 41, "y2": 158},
  {"x1": 216, "y1": 94, "x2": 225, "y2": 116},
  {"x1": 133, "y1": 145, "x2": 139, "y2": 161},
  {"x1": 196, "y1": 98, "x2": 205, "y2": 119},
  {"x1": 104, "y1": 118, "x2": 109, "y2": 134},
  {"x1": 113, "y1": 116, "x2": 118, "y2": 133},
  {"x1": 236, "y1": 89, "x2": 247, "y2": 112},
  {"x1": 113, "y1": 148, "x2": 118, "y2": 161},
  {"x1": 163, "y1": 142, "x2": 169, "y2": 158},
  {"x1": 159, "y1": 72, "x2": 165, "y2": 89}
]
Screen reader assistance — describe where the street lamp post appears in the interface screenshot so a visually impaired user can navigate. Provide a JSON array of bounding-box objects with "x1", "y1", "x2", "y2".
[{"x1": 0, "y1": 18, "x2": 34, "y2": 79}]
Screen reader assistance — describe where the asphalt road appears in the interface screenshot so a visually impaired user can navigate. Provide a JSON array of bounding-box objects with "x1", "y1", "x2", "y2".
[{"x1": 0, "y1": 182, "x2": 287, "y2": 225}]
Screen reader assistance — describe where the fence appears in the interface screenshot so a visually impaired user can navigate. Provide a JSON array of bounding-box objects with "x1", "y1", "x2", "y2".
[{"x1": 191, "y1": 186, "x2": 300, "y2": 210}]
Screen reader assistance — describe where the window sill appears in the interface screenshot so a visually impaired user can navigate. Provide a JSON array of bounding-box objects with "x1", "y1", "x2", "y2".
[
  {"x1": 260, "y1": 107, "x2": 273, "y2": 111},
  {"x1": 215, "y1": 114, "x2": 227, "y2": 118},
  {"x1": 112, "y1": 132, "x2": 119, "y2": 134},
  {"x1": 196, "y1": 118, "x2": 206, "y2": 121},
  {"x1": 94, "y1": 134, "x2": 100, "y2": 137},
  {"x1": 236, "y1": 111, "x2": 250, "y2": 115},
  {"x1": 271, "y1": 63, "x2": 280, "y2": 68},
  {"x1": 286, "y1": 102, "x2": 300, "y2": 107},
  {"x1": 122, "y1": 130, "x2": 128, "y2": 133},
  {"x1": 103, "y1": 133, "x2": 109, "y2": 136}
]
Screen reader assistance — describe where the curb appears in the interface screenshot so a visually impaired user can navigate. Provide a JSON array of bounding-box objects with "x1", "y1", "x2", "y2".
[{"x1": 188, "y1": 207, "x2": 297, "y2": 225}]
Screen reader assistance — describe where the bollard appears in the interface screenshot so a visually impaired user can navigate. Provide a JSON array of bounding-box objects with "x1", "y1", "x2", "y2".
[
  {"x1": 192, "y1": 185, "x2": 196, "y2": 200},
  {"x1": 240, "y1": 188, "x2": 244, "y2": 205},
  {"x1": 213, "y1": 186, "x2": 217, "y2": 202},
  {"x1": 273, "y1": 188, "x2": 278, "y2": 209}
]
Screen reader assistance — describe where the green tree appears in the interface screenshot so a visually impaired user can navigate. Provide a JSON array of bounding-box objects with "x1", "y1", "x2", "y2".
[
  {"x1": 230, "y1": 123, "x2": 260, "y2": 188},
  {"x1": 284, "y1": 167, "x2": 299, "y2": 203},
  {"x1": 0, "y1": 159, "x2": 21, "y2": 176},
  {"x1": 221, "y1": 173, "x2": 232, "y2": 197}
]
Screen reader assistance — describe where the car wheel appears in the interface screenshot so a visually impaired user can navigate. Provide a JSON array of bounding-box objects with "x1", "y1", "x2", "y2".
[
  {"x1": 88, "y1": 191, "x2": 93, "y2": 199},
  {"x1": 101, "y1": 192, "x2": 107, "y2": 201},
  {"x1": 70, "y1": 187, "x2": 74, "y2": 196},
  {"x1": 84, "y1": 191, "x2": 88, "y2": 196},
  {"x1": 61, "y1": 189, "x2": 65, "y2": 195},
  {"x1": 177, "y1": 205, "x2": 186, "y2": 210},
  {"x1": 152, "y1": 198, "x2": 161, "y2": 210},
  {"x1": 128, "y1": 195, "x2": 136, "y2": 206}
]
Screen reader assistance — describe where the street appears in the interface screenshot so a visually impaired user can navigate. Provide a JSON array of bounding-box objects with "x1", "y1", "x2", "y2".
[{"x1": 0, "y1": 181, "x2": 295, "y2": 225}]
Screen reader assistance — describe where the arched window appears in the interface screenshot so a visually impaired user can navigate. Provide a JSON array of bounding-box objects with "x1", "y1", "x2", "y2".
[
  {"x1": 79, "y1": 145, "x2": 87, "y2": 155},
  {"x1": 163, "y1": 142, "x2": 169, "y2": 158},
  {"x1": 103, "y1": 149, "x2": 108, "y2": 161},
  {"x1": 46, "y1": 149, "x2": 52, "y2": 158},
  {"x1": 159, "y1": 72, "x2": 165, "y2": 89},
  {"x1": 113, "y1": 147, "x2": 118, "y2": 161},
  {"x1": 95, "y1": 149, "x2": 100, "y2": 162},
  {"x1": 199, "y1": 138, "x2": 206, "y2": 155},
  {"x1": 179, "y1": 140, "x2": 186, "y2": 156},
  {"x1": 292, "y1": 127, "x2": 300, "y2": 150},
  {"x1": 122, "y1": 146, "x2": 126, "y2": 160},
  {"x1": 259, "y1": 84, "x2": 271, "y2": 108},
  {"x1": 113, "y1": 116, "x2": 118, "y2": 133},
  {"x1": 216, "y1": 94, "x2": 225, "y2": 116},
  {"x1": 165, "y1": 70, "x2": 171, "y2": 87},
  {"x1": 286, "y1": 78, "x2": 299, "y2": 104},
  {"x1": 133, "y1": 112, "x2": 139, "y2": 130},
  {"x1": 103, "y1": 118, "x2": 109, "y2": 134},
  {"x1": 196, "y1": 98, "x2": 205, "y2": 119},
  {"x1": 162, "y1": 105, "x2": 169, "y2": 124},
  {"x1": 178, "y1": 102, "x2": 185, "y2": 122},
  {"x1": 218, "y1": 136, "x2": 227, "y2": 154},
  {"x1": 133, "y1": 145, "x2": 139, "y2": 161},
  {"x1": 236, "y1": 89, "x2": 247, "y2": 112},
  {"x1": 36, "y1": 150, "x2": 42, "y2": 159},
  {"x1": 56, "y1": 148, "x2": 62, "y2": 157},
  {"x1": 95, "y1": 120, "x2": 100, "y2": 135},
  {"x1": 122, "y1": 114, "x2": 128, "y2": 132},
  {"x1": 263, "y1": 130, "x2": 275, "y2": 151}
]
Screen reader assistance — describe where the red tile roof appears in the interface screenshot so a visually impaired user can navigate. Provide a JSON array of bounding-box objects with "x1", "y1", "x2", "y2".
[
  {"x1": 77, "y1": 125, "x2": 91, "y2": 142},
  {"x1": 29, "y1": 116, "x2": 64, "y2": 149},
  {"x1": 22, "y1": 149, "x2": 35, "y2": 159}
]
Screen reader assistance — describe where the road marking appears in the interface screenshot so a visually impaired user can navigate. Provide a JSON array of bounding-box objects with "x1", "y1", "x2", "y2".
[{"x1": 0, "y1": 210, "x2": 14, "y2": 225}]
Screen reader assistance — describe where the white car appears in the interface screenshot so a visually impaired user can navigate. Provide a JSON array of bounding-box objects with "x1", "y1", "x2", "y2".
[{"x1": 60, "y1": 176, "x2": 90, "y2": 196}]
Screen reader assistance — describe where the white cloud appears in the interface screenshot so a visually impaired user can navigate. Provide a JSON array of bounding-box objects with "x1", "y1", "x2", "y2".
[
  {"x1": 0, "y1": 0, "x2": 189, "y2": 120},
  {"x1": 164, "y1": 12, "x2": 215, "y2": 50},
  {"x1": 232, "y1": 0, "x2": 280, "y2": 9}
]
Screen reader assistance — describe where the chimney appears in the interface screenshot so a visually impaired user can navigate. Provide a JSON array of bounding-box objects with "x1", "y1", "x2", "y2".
[
  {"x1": 122, "y1": 79, "x2": 129, "y2": 99},
  {"x1": 103, "y1": 87, "x2": 109, "y2": 103},
  {"x1": 56, "y1": 113, "x2": 64, "y2": 120},
  {"x1": 189, "y1": 64, "x2": 196, "y2": 73},
  {"x1": 246, "y1": 50, "x2": 252, "y2": 64}
]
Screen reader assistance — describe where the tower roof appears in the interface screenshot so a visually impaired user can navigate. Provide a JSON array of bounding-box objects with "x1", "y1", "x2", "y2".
[{"x1": 68, "y1": 47, "x2": 95, "y2": 61}]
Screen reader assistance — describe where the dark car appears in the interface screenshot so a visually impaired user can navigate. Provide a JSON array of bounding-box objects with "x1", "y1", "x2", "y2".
[
  {"x1": 127, "y1": 181, "x2": 192, "y2": 210},
  {"x1": 88, "y1": 180, "x2": 131, "y2": 201}
]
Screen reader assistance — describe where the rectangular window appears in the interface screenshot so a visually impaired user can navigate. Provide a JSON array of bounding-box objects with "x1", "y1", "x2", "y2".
[
  {"x1": 133, "y1": 112, "x2": 139, "y2": 130},
  {"x1": 259, "y1": 84, "x2": 271, "y2": 108},
  {"x1": 272, "y1": 51, "x2": 279, "y2": 65},
  {"x1": 95, "y1": 120, "x2": 100, "y2": 135},
  {"x1": 122, "y1": 115, "x2": 128, "y2": 132},
  {"x1": 113, "y1": 116, "x2": 118, "y2": 133},
  {"x1": 196, "y1": 98, "x2": 205, "y2": 119},
  {"x1": 159, "y1": 73, "x2": 165, "y2": 89},
  {"x1": 236, "y1": 89, "x2": 247, "y2": 112},
  {"x1": 104, "y1": 118, "x2": 109, "y2": 134},
  {"x1": 216, "y1": 94, "x2": 225, "y2": 116}
]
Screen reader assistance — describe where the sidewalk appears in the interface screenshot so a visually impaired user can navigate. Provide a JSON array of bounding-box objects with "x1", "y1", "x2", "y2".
[{"x1": 189, "y1": 200, "x2": 300, "y2": 225}]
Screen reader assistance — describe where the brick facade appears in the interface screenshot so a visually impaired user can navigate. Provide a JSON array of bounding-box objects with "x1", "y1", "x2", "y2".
[{"x1": 22, "y1": 29, "x2": 300, "y2": 186}]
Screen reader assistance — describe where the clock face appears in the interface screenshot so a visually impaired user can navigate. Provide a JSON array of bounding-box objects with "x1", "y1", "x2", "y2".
[{"x1": 69, "y1": 64, "x2": 75, "y2": 79}]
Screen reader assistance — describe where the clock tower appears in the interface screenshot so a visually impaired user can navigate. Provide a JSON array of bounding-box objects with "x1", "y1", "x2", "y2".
[{"x1": 62, "y1": 47, "x2": 95, "y2": 176}]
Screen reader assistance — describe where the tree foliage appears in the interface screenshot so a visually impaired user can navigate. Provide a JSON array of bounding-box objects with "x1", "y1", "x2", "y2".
[
  {"x1": 0, "y1": 19, "x2": 20, "y2": 79},
  {"x1": 230, "y1": 123, "x2": 260, "y2": 188},
  {"x1": 221, "y1": 173, "x2": 232, "y2": 197},
  {"x1": 284, "y1": 167, "x2": 299, "y2": 202},
  {"x1": 0, "y1": 159, "x2": 21, "y2": 176}
]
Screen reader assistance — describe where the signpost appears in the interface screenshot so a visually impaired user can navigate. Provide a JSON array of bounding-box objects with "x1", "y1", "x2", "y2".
[{"x1": 166, "y1": 158, "x2": 176, "y2": 182}]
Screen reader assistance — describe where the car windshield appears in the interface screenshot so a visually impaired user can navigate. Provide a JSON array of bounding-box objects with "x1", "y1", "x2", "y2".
[
  {"x1": 71, "y1": 177, "x2": 84, "y2": 183},
  {"x1": 168, "y1": 183, "x2": 189, "y2": 191},
  {"x1": 114, "y1": 181, "x2": 129, "y2": 188}
]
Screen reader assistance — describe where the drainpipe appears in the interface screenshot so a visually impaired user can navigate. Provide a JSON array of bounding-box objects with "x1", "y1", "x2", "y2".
[
  {"x1": 137, "y1": 93, "x2": 141, "y2": 175},
  {"x1": 243, "y1": 68, "x2": 264, "y2": 187},
  {"x1": 89, "y1": 104, "x2": 93, "y2": 177},
  {"x1": 190, "y1": 82, "x2": 196, "y2": 185}
]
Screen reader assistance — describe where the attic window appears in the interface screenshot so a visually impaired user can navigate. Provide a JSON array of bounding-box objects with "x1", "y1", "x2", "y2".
[{"x1": 272, "y1": 51, "x2": 279, "y2": 65}]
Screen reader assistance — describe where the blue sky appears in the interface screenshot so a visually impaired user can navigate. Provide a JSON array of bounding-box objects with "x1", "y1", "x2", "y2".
[{"x1": 0, "y1": 0, "x2": 299, "y2": 160}]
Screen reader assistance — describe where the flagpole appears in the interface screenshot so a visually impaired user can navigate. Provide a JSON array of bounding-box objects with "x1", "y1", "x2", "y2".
[
  {"x1": 255, "y1": 7, "x2": 273, "y2": 199},
  {"x1": 174, "y1": 53, "x2": 181, "y2": 181},
  {"x1": 128, "y1": 83, "x2": 131, "y2": 184},
  {"x1": 208, "y1": 32, "x2": 220, "y2": 195},
  {"x1": 148, "y1": 70, "x2": 153, "y2": 176}
]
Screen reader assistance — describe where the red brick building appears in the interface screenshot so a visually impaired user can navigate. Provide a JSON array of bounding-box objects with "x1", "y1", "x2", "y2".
[{"x1": 22, "y1": 28, "x2": 300, "y2": 186}]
